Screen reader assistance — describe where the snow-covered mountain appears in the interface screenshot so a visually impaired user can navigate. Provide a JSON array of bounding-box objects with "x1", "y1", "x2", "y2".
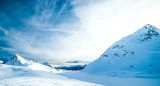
[
  {"x1": 84, "y1": 24, "x2": 160, "y2": 75},
  {"x1": 3, "y1": 54, "x2": 57, "y2": 72},
  {"x1": 3, "y1": 54, "x2": 33, "y2": 66}
]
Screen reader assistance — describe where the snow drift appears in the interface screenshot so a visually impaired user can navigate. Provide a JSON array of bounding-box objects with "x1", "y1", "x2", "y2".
[{"x1": 84, "y1": 24, "x2": 160, "y2": 75}]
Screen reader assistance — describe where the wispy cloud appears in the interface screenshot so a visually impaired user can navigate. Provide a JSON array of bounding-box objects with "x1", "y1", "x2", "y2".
[
  {"x1": 1, "y1": 0, "x2": 160, "y2": 62},
  {"x1": 0, "y1": 27, "x2": 8, "y2": 35}
]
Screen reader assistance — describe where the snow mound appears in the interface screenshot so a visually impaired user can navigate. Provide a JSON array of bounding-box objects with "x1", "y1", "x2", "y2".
[{"x1": 84, "y1": 24, "x2": 160, "y2": 76}]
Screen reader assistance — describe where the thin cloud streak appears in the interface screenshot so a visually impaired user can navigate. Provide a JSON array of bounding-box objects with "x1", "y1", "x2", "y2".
[{"x1": 1, "y1": 0, "x2": 160, "y2": 62}]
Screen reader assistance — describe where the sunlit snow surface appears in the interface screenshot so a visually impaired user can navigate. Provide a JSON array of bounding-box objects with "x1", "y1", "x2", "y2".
[
  {"x1": 0, "y1": 64, "x2": 100, "y2": 86},
  {"x1": 0, "y1": 54, "x2": 99, "y2": 86},
  {"x1": 0, "y1": 64, "x2": 160, "y2": 86}
]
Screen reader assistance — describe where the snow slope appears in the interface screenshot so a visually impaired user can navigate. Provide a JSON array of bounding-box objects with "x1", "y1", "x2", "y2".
[
  {"x1": 84, "y1": 24, "x2": 160, "y2": 76},
  {"x1": 0, "y1": 64, "x2": 100, "y2": 86},
  {"x1": 1, "y1": 63, "x2": 159, "y2": 86},
  {"x1": 0, "y1": 63, "x2": 160, "y2": 86},
  {"x1": 0, "y1": 54, "x2": 99, "y2": 86},
  {"x1": 61, "y1": 71, "x2": 160, "y2": 86}
]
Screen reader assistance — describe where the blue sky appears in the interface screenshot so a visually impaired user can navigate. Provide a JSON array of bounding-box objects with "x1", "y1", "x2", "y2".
[{"x1": 0, "y1": 0, "x2": 160, "y2": 62}]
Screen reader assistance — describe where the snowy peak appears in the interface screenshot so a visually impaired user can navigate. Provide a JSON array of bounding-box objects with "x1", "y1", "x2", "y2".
[
  {"x1": 135, "y1": 24, "x2": 160, "y2": 41},
  {"x1": 3, "y1": 54, "x2": 33, "y2": 66},
  {"x1": 12, "y1": 54, "x2": 27, "y2": 64},
  {"x1": 141, "y1": 24, "x2": 159, "y2": 34},
  {"x1": 3, "y1": 54, "x2": 58, "y2": 72}
]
